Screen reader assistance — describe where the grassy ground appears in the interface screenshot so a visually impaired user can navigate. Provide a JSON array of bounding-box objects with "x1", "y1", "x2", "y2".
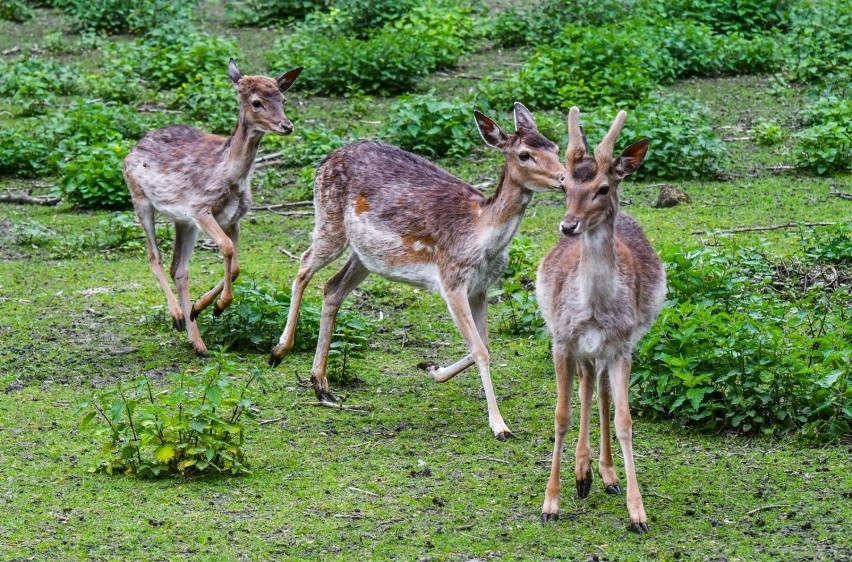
[{"x1": 1, "y1": 3, "x2": 851, "y2": 561}]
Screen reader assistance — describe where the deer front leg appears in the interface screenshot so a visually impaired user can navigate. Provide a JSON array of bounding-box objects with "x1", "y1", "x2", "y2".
[
  {"x1": 309, "y1": 255, "x2": 369, "y2": 403},
  {"x1": 598, "y1": 365, "x2": 621, "y2": 495},
  {"x1": 575, "y1": 360, "x2": 595, "y2": 499},
  {"x1": 417, "y1": 292, "x2": 486, "y2": 382},
  {"x1": 136, "y1": 202, "x2": 184, "y2": 330},
  {"x1": 191, "y1": 214, "x2": 237, "y2": 319},
  {"x1": 541, "y1": 346, "x2": 574, "y2": 522},
  {"x1": 170, "y1": 223, "x2": 207, "y2": 356},
  {"x1": 270, "y1": 238, "x2": 346, "y2": 367},
  {"x1": 609, "y1": 355, "x2": 648, "y2": 533},
  {"x1": 443, "y1": 288, "x2": 512, "y2": 440}
]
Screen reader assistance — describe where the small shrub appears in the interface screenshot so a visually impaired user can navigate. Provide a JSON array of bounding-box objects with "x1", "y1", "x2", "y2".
[
  {"x1": 783, "y1": 0, "x2": 851, "y2": 86},
  {"x1": 380, "y1": 94, "x2": 478, "y2": 159},
  {"x1": 490, "y1": 236, "x2": 546, "y2": 338},
  {"x1": 0, "y1": 56, "x2": 80, "y2": 116},
  {"x1": 752, "y1": 120, "x2": 784, "y2": 146},
  {"x1": 172, "y1": 73, "x2": 236, "y2": 135},
  {"x1": 633, "y1": 229, "x2": 852, "y2": 440},
  {"x1": 0, "y1": 0, "x2": 32, "y2": 22},
  {"x1": 268, "y1": 4, "x2": 475, "y2": 96},
  {"x1": 58, "y1": 140, "x2": 133, "y2": 209},
  {"x1": 795, "y1": 96, "x2": 852, "y2": 175},
  {"x1": 67, "y1": 0, "x2": 195, "y2": 35},
  {"x1": 224, "y1": 0, "x2": 321, "y2": 27},
  {"x1": 655, "y1": 0, "x2": 791, "y2": 33},
  {"x1": 0, "y1": 125, "x2": 56, "y2": 177},
  {"x1": 77, "y1": 354, "x2": 265, "y2": 477}
]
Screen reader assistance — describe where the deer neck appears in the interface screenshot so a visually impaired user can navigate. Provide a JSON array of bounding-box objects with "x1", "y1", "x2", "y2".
[
  {"x1": 225, "y1": 110, "x2": 264, "y2": 182},
  {"x1": 479, "y1": 166, "x2": 533, "y2": 251},
  {"x1": 577, "y1": 213, "x2": 619, "y2": 306}
]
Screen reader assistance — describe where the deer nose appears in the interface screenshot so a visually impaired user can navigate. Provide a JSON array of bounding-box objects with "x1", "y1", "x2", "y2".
[
  {"x1": 560, "y1": 221, "x2": 579, "y2": 235},
  {"x1": 280, "y1": 121, "x2": 294, "y2": 135}
]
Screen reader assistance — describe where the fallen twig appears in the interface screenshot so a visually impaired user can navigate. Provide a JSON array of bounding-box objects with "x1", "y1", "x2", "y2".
[
  {"x1": 0, "y1": 193, "x2": 60, "y2": 206},
  {"x1": 829, "y1": 190, "x2": 852, "y2": 201},
  {"x1": 647, "y1": 491, "x2": 673, "y2": 501},
  {"x1": 743, "y1": 504, "x2": 791, "y2": 518},
  {"x1": 253, "y1": 200, "x2": 313, "y2": 211},
  {"x1": 348, "y1": 486, "x2": 379, "y2": 497},
  {"x1": 278, "y1": 247, "x2": 300, "y2": 261},
  {"x1": 724, "y1": 136, "x2": 754, "y2": 142},
  {"x1": 476, "y1": 457, "x2": 510, "y2": 465},
  {"x1": 271, "y1": 210, "x2": 313, "y2": 217},
  {"x1": 294, "y1": 372, "x2": 313, "y2": 388},
  {"x1": 692, "y1": 221, "x2": 835, "y2": 235},
  {"x1": 255, "y1": 151, "x2": 283, "y2": 164},
  {"x1": 301, "y1": 401, "x2": 369, "y2": 412},
  {"x1": 260, "y1": 415, "x2": 287, "y2": 426},
  {"x1": 767, "y1": 164, "x2": 796, "y2": 172}
]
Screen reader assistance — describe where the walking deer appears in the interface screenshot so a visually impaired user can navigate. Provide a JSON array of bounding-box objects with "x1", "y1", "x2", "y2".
[
  {"x1": 269, "y1": 103, "x2": 567, "y2": 440},
  {"x1": 124, "y1": 59, "x2": 302, "y2": 356},
  {"x1": 537, "y1": 108, "x2": 666, "y2": 532}
]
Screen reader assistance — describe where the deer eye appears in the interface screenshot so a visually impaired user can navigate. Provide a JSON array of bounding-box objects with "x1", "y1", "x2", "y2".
[
  {"x1": 251, "y1": 100, "x2": 263, "y2": 109},
  {"x1": 519, "y1": 151, "x2": 531, "y2": 162},
  {"x1": 597, "y1": 186, "x2": 610, "y2": 197}
]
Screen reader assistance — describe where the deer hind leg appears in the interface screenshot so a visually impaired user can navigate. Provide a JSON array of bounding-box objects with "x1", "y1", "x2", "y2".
[
  {"x1": 170, "y1": 223, "x2": 206, "y2": 356},
  {"x1": 574, "y1": 359, "x2": 595, "y2": 498},
  {"x1": 309, "y1": 254, "x2": 369, "y2": 403},
  {"x1": 190, "y1": 223, "x2": 241, "y2": 321},
  {"x1": 541, "y1": 346, "x2": 575, "y2": 522},
  {"x1": 443, "y1": 288, "x2": 512, "y2": 440},
  {"x1": 270, "y1": 234, "x2": 349, "y2": 367},
  {"x1": 598, "y1": 362, "x2": 621, "y2": 495},
  {"x1": 136, "y1": 201, "x2": 183, "y2": 330},
  {"x1": 190, "y1": 215, "x2": 239, "y2": 319},
  {"x1": 609, "y1": 354, "x2": 648, "y2": 533}
]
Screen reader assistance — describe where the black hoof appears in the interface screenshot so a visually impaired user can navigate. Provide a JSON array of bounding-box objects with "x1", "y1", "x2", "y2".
[
  {"x1": 172, "y1": 317, "x2": 186, "y2": 331},
  {"x1": 190, "y1": 307, "x2": 200, "y2": 321},
  {"x1": 630, "y1": 521, "x2": 650, "y2": 534},
  {"x1": 576, "y1": 469, "x2": 592, "y2": 499},
  {"x1": 195, "y1": 349, "x2": 209, "y2": 358},
  {"x1": 605, "y1": 484, "x2": 622, "y2": 495},
  {"x1": 213, "y1": 305, "x2": 224, "y2": 318},
  {"x1": 495, "y1": 430, "x2": 516, "y2": 441},
  {"x1": 541, "y1": 513, "x2": 559, "y2": 524},
  {"x1": 268, "y1": 353, "x2": 282, "y2": 368},
  {"x1": 417, "y1": 361, "x2": 438, "y2": 371},
  {"x1": 317, "y1": 391, "x2": 338, "y2": 404}
]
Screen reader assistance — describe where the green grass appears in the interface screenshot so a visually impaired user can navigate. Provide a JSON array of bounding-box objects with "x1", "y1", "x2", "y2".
[{"x1": 1, "y1": 1, "x2": 850, "y2": 560}]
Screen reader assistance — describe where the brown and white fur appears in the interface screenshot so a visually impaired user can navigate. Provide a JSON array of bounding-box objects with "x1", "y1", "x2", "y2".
[
  {"x1": 124, "y1": 59, "x2": 302, "y2": 356},
  {"x1": 537, "y1": 108, "x2": 666, "y2": 532},
  {"x1": 270, "y1": 103, "x2": 567, "y2": 440}
]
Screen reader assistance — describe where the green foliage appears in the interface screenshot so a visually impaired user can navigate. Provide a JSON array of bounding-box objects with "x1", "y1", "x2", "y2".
[
  {"x1": 752, "y1": 120, "x2": 785, "y2": 146},
  {"x1": 490, "y1": 236, "x2": 546, "y2": 338},
  {"x1": 276, "y1": 124, "x2": 350, "y2": 167},
  {"x1": 782, "y1": 0, "x2": 851, "y2": 86},
  {"x1": 268, "y1": 4, "x2": 475, "y2": 96},
  {"x1": 655, "y1": 0, "x2": 791, "y2": 33},
  {"x1": 0, "y1": 56, "x2": 80, "y2": 116},
  {"x1": 380, "y1": 94, "x2": 478, "y2": 159},
  {"x1": 78, "y1": 354, "x2": 264, "y2": 477},
  {"x1": 172, "y1": 73, "x2": 236, "y2": 135},
  {"x1": 795, "y1": 96, "x2": 852, "y2": 175},
  {"x1": 58, "y1": 140, "x2": 133, "y2": 209},
  {"x1": 203, "y1": 278, "x2": 372, "y2": 384},
  {"x1": 633, "y1": 226, "x2": 852, "y2": 440},
  {"x1": 0, "y1": 0, "x2": 32, "y2": 22},
  {"x1": 67, "y1": 0, "x2": 194, "y2": 35},
  {"x1": 224, "y1": 0, "x2": 321, "y2": 27}
]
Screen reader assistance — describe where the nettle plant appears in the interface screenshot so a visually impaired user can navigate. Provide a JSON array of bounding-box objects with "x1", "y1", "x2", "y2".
[
  {"x1": 78, "y1": 354, "x2": 265, "y2": 477},
  {"x1": 489, "y1": 235, "x2": 546, "y2": 338}
]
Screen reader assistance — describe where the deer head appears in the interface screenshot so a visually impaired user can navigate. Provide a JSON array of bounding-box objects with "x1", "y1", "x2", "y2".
[
  {"x1": 559, "y1": 107, "x2": 649, "y2": 236},
  {"x1": 474, "y1": 103, "x2": 567, "y2": 192},
  {"x1": 228, "y1": 58, "x2": 303, "y2": 136}
]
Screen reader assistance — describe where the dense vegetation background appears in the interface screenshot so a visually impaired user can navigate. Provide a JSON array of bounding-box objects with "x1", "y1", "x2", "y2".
[{"x1": 0, "y1": 0, "x2": 849, "y2": 559}]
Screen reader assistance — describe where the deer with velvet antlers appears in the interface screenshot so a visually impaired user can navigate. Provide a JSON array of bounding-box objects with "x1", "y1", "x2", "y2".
[
  {"x1": 124, "y1": 59, "x2": 302, "y2": 356},
  {"x1": 537, "y1": 108, "x2": 666, "y2": 532},
  {"x1": 269, "y1": 103, "x2": 567, "y2": 440}
]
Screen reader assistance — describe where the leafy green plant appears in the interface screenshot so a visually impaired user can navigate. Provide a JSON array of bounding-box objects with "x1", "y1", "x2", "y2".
[
  {"x1": 77, "y1": 354, "x2": 265, "y2": 477},
  {"x1": 67, "y1": 0, "x2": 195, "y2": 35},
  {"x1": 58, "y1": 140, "x2": 133, "y2": 209},
  {"x1": 633, "y1": 228, "x2": 851, "y2": 441},
  {"x1": 795, "y1": 96, "x2": 852, "y2": 175},
  {"x1": 752, "y1": 120, "x2": 785, "y2": 146},
  {"x1": 276, "y1": 124, "x2": 350, "y2": 167},
  {"x1": 0, "y1": 56, "x2": 80, "y2": 116},
  {"x1": 782, "y1": 0, "x2": 851, "y2": 86},
  {"x1": 224, "y1": 0, "x2": 320, "y2": 27},
  {"x1": 267, "y1": 4, "x2": 475, "y2": 96},
  {"x1": 380, "y1": 94, "x2": 478, "y2": 159},
  {"x1": 490, "y1": 236, "x2": 546, "y2": 338},
  {"x1": 0, "y1": 0, "x2": 31, "y2": 22}
]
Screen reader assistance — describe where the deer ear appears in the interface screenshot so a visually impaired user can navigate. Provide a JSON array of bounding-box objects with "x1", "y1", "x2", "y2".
[
  {"x1": 277, "y1": 67, "x2": 303, "y2": 93},
  {"x1": 474, "y1": 110, "x2": 508, "y2": 148},
  {"x1": 228, "y1": 58, "x2": 242, "y2": 86},
  {"x1": 513, "y1": 102, "x2": 537, "y2": 130},
  {"x1": 614, "y1": 138, "x2": 649, "y2": 177}
]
